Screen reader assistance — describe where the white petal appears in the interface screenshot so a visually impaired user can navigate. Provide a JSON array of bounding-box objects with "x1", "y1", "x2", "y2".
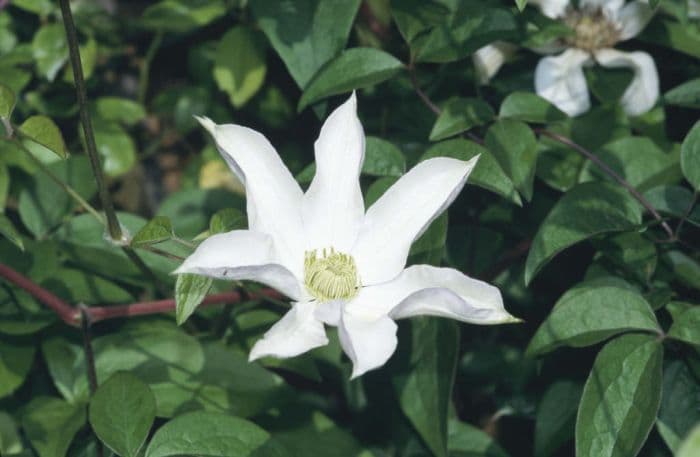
[
  {"x1": 314, "y1": 300, "x2": 343, "y2": 326},
  {"x1": 530, "y1": 0, "x2": 570, "y2": 18},
  {"x1": 690, "y1": 0, "x2": 700, "y2": 19},
  {"x1": 594, "y1": 48, "x2": 659, "y2": 116},
  {"x1": 196, "y1": 117, "x2": 305, "y2": 278},
  {"x1": 616, "y1": 1, "x2": 654, "y2": 40},
  {"x1": 249, "y1": 301, "x2": 328, "y2": 361},
  {"x1": 346, "y1": 265, "x2": 518, "y2": 324},
  {"x1": 302, "y1": 93, "x2": 365, "y2": 252},
  {"x1": 352, "y1": 156, "x2": 478, "y2": 286},
  {"x1": 338, "y1": 311, "x2": 397, "y2": 379},
  {"x1": 535, "y1": 49, "x2": 592, "y2": 116},
  {"x1": 473, "y1": 42, "x2": 516, "y2": 84},
  {"x1": 580, "y1": 0, "x2": 624, "y2": 15},
  {"x1": 175, "y1": 230, "x2": 303, "y2": 301}
]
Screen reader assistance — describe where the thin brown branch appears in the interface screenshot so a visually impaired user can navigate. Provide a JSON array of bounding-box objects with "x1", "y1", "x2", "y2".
[
  {"x1": 408, "y1": 67, "x2": 442, "y2": 116},
  {"x1": 536, "y1": 129, "x2": 675, "y2": 240}
]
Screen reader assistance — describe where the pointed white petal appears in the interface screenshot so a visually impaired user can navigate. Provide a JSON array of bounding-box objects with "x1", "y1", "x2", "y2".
[
  {"x1": 530, "y1": 0, "x2": 570, "y2": 18},
  {"x1": 616, "y1": 1, "x2": 654, "y2": 40},
  {"x1": 352, "y1": 156, "x2": 478, "y2": 286},
  {"x1": 196, "y1": 117, "x2": 305, "y2": 277},
  {"x1": 473, "y1": 42, "x2": 516, "y2": 84},
  {"x1": 249, "y1": 301, "x2": 328, "y2": 361},
  {"x1": 346, "y1": 265, "x2": 518, "y2": 324},
  {"x1": 535, "y1": 49, "x2": 592, "y2": 116},
  {"x1": 594, "y1": 49, "x2": 659, "y2": 116},
  {"x1": 175, "y1": 230, "x2": 303, "y2": 301},
  {"x1": 339, "y1": 311, "x2": 397, "y2": 379},
  {"x1": 302, "y1": 93, "x2": 365, "y2": 252}
]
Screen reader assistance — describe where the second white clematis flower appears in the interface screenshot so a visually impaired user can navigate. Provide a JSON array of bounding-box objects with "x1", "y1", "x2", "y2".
[
  {"x1": 176, "y1": 94, "x2": 518, "y2": 378},
  {"x1": 475, "y1": 0, "x2": 659, "y2": 117}
]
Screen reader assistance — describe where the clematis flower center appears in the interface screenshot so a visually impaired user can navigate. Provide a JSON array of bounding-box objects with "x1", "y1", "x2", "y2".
[
  {"x1": 564, "y1": 8, "x2": 620, "y2": 52},
  {"x1": 304, "y1": 248, "x2": 360, "y2": 302}
]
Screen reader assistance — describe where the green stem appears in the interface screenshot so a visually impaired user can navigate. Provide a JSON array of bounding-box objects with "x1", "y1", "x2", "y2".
[
  {"x1": 58, "y1": 0, "x2": 122, "y2": 241},
  {"x1": 138, "y1": 32, "x2": 164, "y2": 104}
]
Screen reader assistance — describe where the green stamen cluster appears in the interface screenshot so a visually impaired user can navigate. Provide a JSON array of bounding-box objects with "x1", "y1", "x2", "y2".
[{"x1": 304, "y1": 248, "x2": 360, "y2": 302}]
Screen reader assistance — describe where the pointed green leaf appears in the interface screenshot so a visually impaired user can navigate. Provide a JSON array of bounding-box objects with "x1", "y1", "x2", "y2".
[
  {"x1": 525, "y1": 182, "x2": 642, "y2": 284},
  {"x1": 22, "y1": 397, "x2": 86, "y2": 457},
  {"x1": 0, "y1": 83, "x2": 15, "y2": 119},
  {"x1": 527, "y1": 282, "x2": 659, "y2": 356},
  {"x1": 677, "y1": 425, "x2": 700, "y2": 457},
  {"x1": 656, "y1": 360, "x2": 700, "y2": 453},
  {"x1": 131, "y1": 216, "x2": 174, "y2": 247},
  {"x1": 213, "y1": 27, "x2": 267, "y2": 108},
  {"x1": 209, "y1": 208, "x2": 246, "y2": 235},
  {"x1": 0, "y1": 337, "x2": 34, "y2": 398},
  {"x1": 94, "y1": 97, "x2": 147, "y2": 126},
  {"x1": 394, "y1": 318, "x2": 459, "y2": 457},
  {"x1": 534, "y1": 381, "x2": 582, "y2": 457},
  {"x1": 429, "y1": 98, "x2": 494, "y2": 141},
  {"x1": 668, "y1": 306, "x2": 700, "y2": 346},
  {"x1": 19, "y1": 115, "x2": 68, "y2": 159},
  {"x1": 485, "y1": 120, "x2": 538, "y2": 201},
  {"x1": 681, "y1": 121, "x2": 700, "y2": 191},
  {"x1": 145, "y1": 411, "x2": 271, "y2": 457},
  {"x1": 514, "y1": 0, "x2": 528, "y2": 11},
  {"x1": 31, "y1": 24, "x2": 68, "y2": 82},
  {"x1": 664, "y1": 77, "x2": 700, "y2": 109},
  {"x1": 363, "y1": 137, "x2": 406, "y2": 177},
  {"x1": 89, "y1": 372, "x2": 156, "y2": 457},
  {"x1": 576, "y1": 334, "x2": 663, "y2": 457},
  {"x1": 298, "y1": 48, "x2": 403, "y2": 111},
  {"x1": 422, "y1": 138, "x2": 522, "y2": 205},
  {"x1": 499, "y1": 91, "x2": 566, "y2": 123},
  {"x1": 175, "y1": 273, "x2": 212, "y2": 325},
  {"x1": 251, "y1": 0, "x2": 361, "y2": 88},
  {"x1": 448, "y1": 419, "x2": 510, "y2": 457},
  {"x1": 0, "y1": 214, "x2": 23, "y2": 251}
]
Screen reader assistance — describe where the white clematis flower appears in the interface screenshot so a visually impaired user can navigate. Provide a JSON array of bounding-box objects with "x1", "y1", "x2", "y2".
[
  {"x1": 176, "y1": 94, "x2": 518, "y2": 378},
  {"x1": 474, "y1": 0, "x2": 659, "y2": 117}
]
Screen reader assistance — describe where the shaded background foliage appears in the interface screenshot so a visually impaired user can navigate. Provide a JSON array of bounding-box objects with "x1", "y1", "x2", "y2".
[{"x1": 0, "y1": 0, "x2": 699, "y2": 456}]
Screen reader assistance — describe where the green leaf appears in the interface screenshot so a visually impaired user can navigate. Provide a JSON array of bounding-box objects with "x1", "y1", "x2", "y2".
[
  {"x1": 22, "y1": 397, "x2": 86, "y2": 457},
  {"x1": 0, "y1": 162, "x2": 8, "y2": 210},
  {"x1": 524, "y1": 182, "x2": 642, "y2": 284},
  {"x1": 131, "y1": 216, "x2": 174, "y2": 247},
  {"x1": 0, "y1": 66, "x2": 31, "y2": 94},
  {"x1": 393, "y1": 318, "x2": 459, "y2": 457},
  {"x1": 298, "y1": 47, "x2": 403, "y2": 111},
  {"x1": 31, "y1": 24, "x2": 68, "y2": 82},
  {"x1": 576, "y1": 334, "x2": 663, "y2": 457},
  {"x1": 0, "y1": 337, "x2": 34, "y2": 398},
  {"x1": 643, "y1": 185, "x2": 700, "y2": 226},
  {"x1": 94, "y1": 97, "x2": 147, "y2": 126},
  {"x1": 251, "y1": 0, "x2": 361, "y2": 88},
  {"x1": 527, "y1": 282, "x2": 659, "y2": 355},
  {"x1": 213, "y1": 27, "x2": 267, "y2": 108},
  {"x1": 391, "y1": 0, "x2": 449, "y2": 45},
  {"x1": 594, "y1": 232, "x2": 657, "y2": 283},
  {"x1": 665, "y1": 251, "x2": 700, "y2": 291},
  {"x1": 0, "y1": 412, "x2": 23, "y2": 455},
  {"x1": 484, "y1": 120, "x2": 538, "y2": 201},
  {"x1": 656, "y1": 360, "x2": 700, "y2": 453},
  {"x1": 175, "y1": 274, "x2": 212, "y2": 325},
  {"x1": 414, "y1": 6, "x2": 518, "y2": 63},
  {"x1": 668, "y1": 306, "x2": 700, "y2": 346},
  {"x1": 0, "y1": 83, "x2": 15, "y2": 119},
  {"x1": 429, "y1": 98, "x2": 494, "y2": 141},
  {"x1": 579, "y1": 136, "x2": 681, "y2": 192},
  {"x1": 448, "y1": 419, "x2": 510, "y2": 457},
  {"x1": 677, "y1": 425, "x2": 700, "y2": 457},
  {"x1": 0, "y1": 214, "x2": 23, "y2": 251},
  {"x1": 144, "y1": 411, "x2": 271, "y2": 457},
  {"x1": 363, "y1": 137, "x2": 406, "y2": 177},
  {"x1": 421, "y1": 138, "x2": 522, "y2": 205},
  {"x1": 18, "y1": 156, "x2": 98, "y2": 238},
  {"x1": 141, "y1": 0, "x2": 228, "y2": 32},
  {"x1": 681, "y1": 121, "x2": 700, "y2": 191},
  {"x1": 64, "y1": 37, "x2": 97, "y2": 82},
  {"x1": 664, "y1": 78, "x2": 700, "y2": 109},
  {"x1": 89, "y1": 372, "x2": 156, "y2": 457},
  {"x1": 514, "y1": 0, "x2": 528, "y2": 11},
  {"x1": 209, "y1": 208, "x2": 246, "y2": 234},
  {"x1": 88, "y1": 119, "x2": 137, "y2": 177},
  {"x1": 499, "y1": 91, "x2": 566, "y2": 123},
  {"x1": 639, "y1": 18, "x2": 700, "y2": 59},
  {"x1": 534, "y1": 381, "x2": 582, "y2": 457},
  {"x1": 19, "y1": 115, "x2": 68, "y2": 159},
  {"x1": 11, "y1": 0, "x2": 54, "y2": 15},
  {"x1": 44, "y1": 268, "x2": 133, "y2": 304}
]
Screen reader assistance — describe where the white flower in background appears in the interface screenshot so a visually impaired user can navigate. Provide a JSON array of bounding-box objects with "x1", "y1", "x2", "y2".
[
  {"x1": 474, "y1": 0, "x2": 658, "y2": 117},
  {"x1": 176, "y1": 94, "x2": 518, "y2": 378}
]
